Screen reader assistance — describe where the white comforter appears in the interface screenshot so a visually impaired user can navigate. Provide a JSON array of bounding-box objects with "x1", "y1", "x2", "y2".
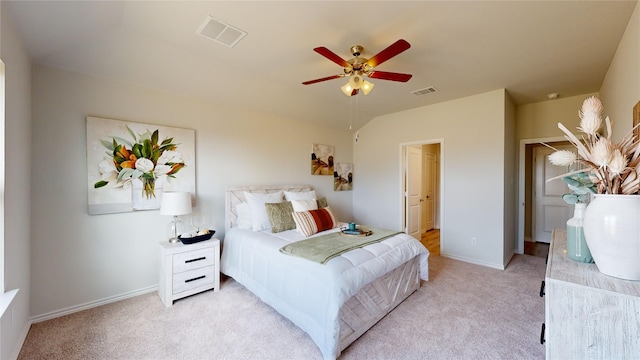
[{"x1": 220, "y1": 225, "x2": 429, "y2": 359}]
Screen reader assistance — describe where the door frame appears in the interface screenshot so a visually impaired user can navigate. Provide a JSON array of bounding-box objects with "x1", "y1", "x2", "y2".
[
  {"x1": 400, "y1": 139, "x2": 445, "y2": 249},
  {"x1": 406, "y1": 145, "x2": 423, "y2": 239},
  {"x1": 517, "y1": 136, "x2": 565, "y2": 254}
]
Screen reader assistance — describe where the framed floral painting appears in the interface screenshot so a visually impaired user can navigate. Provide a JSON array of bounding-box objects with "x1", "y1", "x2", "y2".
[
  {"x1": 311, "y1": 143, "x2": 334, "y2": 175},
  {"x1": 86, "y1": 116, "x2": 196, "y2": 215},
  {"x1": 334, "y1": 162, "x2": 353, "y2": 191}
]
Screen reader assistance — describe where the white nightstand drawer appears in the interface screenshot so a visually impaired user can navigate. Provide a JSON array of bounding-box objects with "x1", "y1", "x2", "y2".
[
  {"x1": 172, "y1": 247, "x2": 215, "y2": 273},
  {"x1": 159, "y1": 238, "x2": 220, "y2": 307},
  {"x1": 173, "y1": 265, "x2": 215, "y2": 294}
]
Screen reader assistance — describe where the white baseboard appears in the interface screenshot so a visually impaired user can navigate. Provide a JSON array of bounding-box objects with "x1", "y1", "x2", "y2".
[
  {"x1": 441, "y1": 253, "x2": 506, "y2": 270},
  {"x1": 30, "y1": 285, "x2": 157, "y2": 324},
  {"x1": 10, "y1": 320, "x2": 32, "y2": 360}
]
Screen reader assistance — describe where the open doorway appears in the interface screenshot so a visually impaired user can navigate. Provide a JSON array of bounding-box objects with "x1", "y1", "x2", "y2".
[
  {"x1": 401, "y1": 140, "x2": 443, "y2": 256},
  {"x1": 518, "y1": 137, "x2": 571, "y2": 258}
]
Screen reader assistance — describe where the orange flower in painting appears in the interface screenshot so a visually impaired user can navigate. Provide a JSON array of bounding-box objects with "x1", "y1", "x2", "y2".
[
  {"x1": 119, "y1": 153, "x2": 138, "y2": 169},
  {"x1": 168, "y1": 163, "x2": 184, "y2": 175}
]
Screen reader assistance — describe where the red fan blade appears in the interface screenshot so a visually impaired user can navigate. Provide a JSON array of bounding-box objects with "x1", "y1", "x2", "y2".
[
  {"x1": 350, "y1": 88, "x2": 360, "y2": 96},
  {"x1": 368, "y1": 71, "x2": 412, "y2": 82},
  {"x1": 313, "y1": 47, "x2": 351, "y2": 67},
  {"x1": 302, "y1": 74, "x2": 343, "y2": 85},
  {"x1": 365, "y1": 39, "x2": 411, "y2": 68}
]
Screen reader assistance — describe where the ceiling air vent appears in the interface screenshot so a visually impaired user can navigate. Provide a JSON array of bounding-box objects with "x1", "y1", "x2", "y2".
[
  {"x1": 197, "y1": 16, "x2": 247, "y2": 48},
  {"x1": 411, "y1": 86, "x2": 438, "y2": 96}
]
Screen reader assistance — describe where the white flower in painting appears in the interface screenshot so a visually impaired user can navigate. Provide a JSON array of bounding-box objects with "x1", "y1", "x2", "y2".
[
  {"x1": 157, "y1": 150, "x2": 183, "y2": 165},
  {"x1": 548, "y1": 150, "x2": 577, "y2": 167},
  {"x1": 135, "y1": 158, "x2": 155, "y2": 173},
  {"x1": 98, "y1": 158, "x2": 117, "y2": 180},
  {"x1": 154, "y1": 164, "x2": 171, "y2": 177}
]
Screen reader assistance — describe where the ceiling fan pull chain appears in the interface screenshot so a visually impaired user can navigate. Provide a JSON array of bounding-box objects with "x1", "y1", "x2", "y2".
[
  {"x1": 349, "y1": 96, "x2": 353, "y2": 130},
  {"x1": 354, "y1": 96, "x2": 360, "y2": 143},
  {"x1": 355, "y1": 95, "x2": 359, "y2": 130}
]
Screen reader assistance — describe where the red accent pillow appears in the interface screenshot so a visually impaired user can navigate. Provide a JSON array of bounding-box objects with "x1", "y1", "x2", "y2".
[{"x1": 291, "y1": 207, "x2": 337, "y2": 237}]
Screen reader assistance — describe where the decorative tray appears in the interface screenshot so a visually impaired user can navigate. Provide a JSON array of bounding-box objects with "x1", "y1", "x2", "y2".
[
  {"x1": 340, "y1": 228, "x2": 372, "y2": 237},
  {"x1": 179, "y1": 230, "x2": 215, "y2": 244}
]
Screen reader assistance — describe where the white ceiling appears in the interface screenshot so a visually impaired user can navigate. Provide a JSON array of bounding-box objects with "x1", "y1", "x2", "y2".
[{"x1": 4, "y1": 1, "x2": 637, "y2": 130}]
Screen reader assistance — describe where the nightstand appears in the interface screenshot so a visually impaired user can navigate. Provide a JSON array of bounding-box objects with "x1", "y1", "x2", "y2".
[{"x1": 158, "y1": 238, "x2": 220, "y2": 307}]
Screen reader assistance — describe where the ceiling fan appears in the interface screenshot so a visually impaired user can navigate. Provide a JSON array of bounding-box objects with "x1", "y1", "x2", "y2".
[{"x1": 302, "y1": 39, "x2": 413, "y2": 96}]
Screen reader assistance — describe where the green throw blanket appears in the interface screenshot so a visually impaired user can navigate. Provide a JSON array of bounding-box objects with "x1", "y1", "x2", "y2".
[{"x1": 280, "y1": 227, "x2": 402, "y2": 264}]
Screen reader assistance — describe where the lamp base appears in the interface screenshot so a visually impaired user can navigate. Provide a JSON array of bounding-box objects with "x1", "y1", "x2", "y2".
[{"x1": 166, "y1": 215, "x2": 185, "y2": 244}]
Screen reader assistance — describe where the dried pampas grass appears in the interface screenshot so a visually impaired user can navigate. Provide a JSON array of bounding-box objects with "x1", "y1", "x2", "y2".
[{"x1": 547, "y1": 96, "x2": 640, "y2": 195}]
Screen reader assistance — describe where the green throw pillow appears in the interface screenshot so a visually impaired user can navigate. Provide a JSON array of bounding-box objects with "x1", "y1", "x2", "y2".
[
  {"x1": 317, "y1": 197, "x2": 328, "y2": 208},
  {"x1": 265, "y1": 201, "x2": 296, "y2": 233}
]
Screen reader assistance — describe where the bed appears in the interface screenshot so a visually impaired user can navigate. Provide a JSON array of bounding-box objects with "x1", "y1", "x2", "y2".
[{"x1": 220, "y1": 184, "x2": 429, "y2": 359}]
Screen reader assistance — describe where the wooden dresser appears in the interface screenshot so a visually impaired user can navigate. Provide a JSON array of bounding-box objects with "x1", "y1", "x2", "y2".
[{"x1": 544, "y1": 229, "x2": 640, "y2": 359}]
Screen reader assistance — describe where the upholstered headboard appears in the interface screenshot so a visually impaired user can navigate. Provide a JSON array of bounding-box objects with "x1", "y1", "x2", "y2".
[{"x1": 225, "y1": 184, "x2": 313, "y2": 230}]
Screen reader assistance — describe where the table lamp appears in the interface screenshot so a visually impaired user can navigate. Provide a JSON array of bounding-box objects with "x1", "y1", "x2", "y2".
[{"x1": 160, "y1": 191, "x2": 192, "y2": 243}]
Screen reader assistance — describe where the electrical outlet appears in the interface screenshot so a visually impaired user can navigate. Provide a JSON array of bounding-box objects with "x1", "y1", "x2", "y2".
[{"x1": 471, "y1": 237, "x2": 477, "y2": 245}]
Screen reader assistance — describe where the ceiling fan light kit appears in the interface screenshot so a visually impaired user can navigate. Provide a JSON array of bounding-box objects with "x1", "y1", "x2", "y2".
[
  {"x1": 303, "y1": 39, "x2": 412, "y2": 96},
  {"x1": 360, "y1": 80, "x2": 374, "y2": 95},
  {"x1": 340, "y1": 74, "x2": 374, "y2": 96}
]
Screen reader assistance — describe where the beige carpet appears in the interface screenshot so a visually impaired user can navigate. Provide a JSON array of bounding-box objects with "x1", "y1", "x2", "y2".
[{"x1": 18, "y1": 254, "x2": 546, "y2": 360}]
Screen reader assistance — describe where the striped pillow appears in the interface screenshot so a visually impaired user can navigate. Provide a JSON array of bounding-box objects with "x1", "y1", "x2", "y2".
[{"x1": 292, "y1": 207, "x2": 337, "y2": 237}]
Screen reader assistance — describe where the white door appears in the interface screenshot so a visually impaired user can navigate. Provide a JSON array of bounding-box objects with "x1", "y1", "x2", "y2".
[
  {"x1": 406, "y1": 146, "x2": 422, "y2": 240},
  {"x1": 422, "y1": 153, "x2": 436, "y2": 231},
  {"x1": 533, "y1": 146, "x2": 572, "y2": 243}
]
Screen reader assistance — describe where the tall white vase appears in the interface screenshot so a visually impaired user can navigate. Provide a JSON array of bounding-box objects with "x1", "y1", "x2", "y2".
[{"x1": 583, "y1": 194, "x2": 640, "y2": 281}]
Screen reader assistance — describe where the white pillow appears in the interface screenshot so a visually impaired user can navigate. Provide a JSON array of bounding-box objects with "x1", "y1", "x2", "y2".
[
  {"x1": 291, "y1": 199, "x2": 318, "y2": 212},
  {"x1": 236, "y1": 202, "x2": 252, "y2": 230},
  {"x1": 244, "y1": 191, "x2": 284, "y2": 231},
  {"x1": 284, "y1": 190, "x2": 316, "y2": 201}
]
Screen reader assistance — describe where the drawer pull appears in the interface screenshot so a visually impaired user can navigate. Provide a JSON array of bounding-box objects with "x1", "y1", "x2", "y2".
[
  {"x1": 540, "y1": 323, "x2": 545, "y2": 344},
  {"x1": 185, "y1": 275, "x2": 206, "y2": 283},
  {"x1": 540, "y1": 280, "x2": 545, "y2": 297},
  {"x1": 185, "y1": 256, "x2": 206, "y2": 264}
]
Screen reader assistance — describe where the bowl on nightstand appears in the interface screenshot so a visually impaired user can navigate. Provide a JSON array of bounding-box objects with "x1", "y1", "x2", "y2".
[{"x1": 178, "y1": 230, "x2": 215, "y2": 244}]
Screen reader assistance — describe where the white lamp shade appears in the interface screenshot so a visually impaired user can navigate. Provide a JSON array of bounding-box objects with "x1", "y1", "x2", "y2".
[
  {"x1": 349, "y1": 74, "x2": 363, "y2": 89},
  {"x1": 160, "y1": 192, "x2": 192, "y2": 216},
  {"x1": 341, "y1": 82, "x2": 354, "y2": 96},
  {"x1": 361, "y1": 80, "x2": 374, "y2": 95},
  {"x1": 341, "y1": 74, "x2": 374, "y2": 96}
]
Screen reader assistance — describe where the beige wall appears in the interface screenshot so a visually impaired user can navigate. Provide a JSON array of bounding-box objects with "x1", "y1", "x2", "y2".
[
  {"x1": 7, "y1": 1, "x2": 640, "y2": 351},
  {"x1": 516, "y1": 93, "x2": 598, "y2": 141},
  {"x1": 503, "y1": 92, "x2": 517, "y2": 259},
  {"x1": 354, "y1": 89, "x2": 510, "y2": 269},
  {"x1": 516, "y1": 1, "x2": 639, "y2": 248},
  {"x1": 600, "y1": 0, "x2": 640, "y2": 139},
  {"x1": 516, "y1": 1, "x2": 638, "y2": 146},
  {"x1": 29, "y1": 65, "x2": 353, "y2": 318},
  {"x1": 0, "y1": 6, "x2": 32, "y2": 359}
]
